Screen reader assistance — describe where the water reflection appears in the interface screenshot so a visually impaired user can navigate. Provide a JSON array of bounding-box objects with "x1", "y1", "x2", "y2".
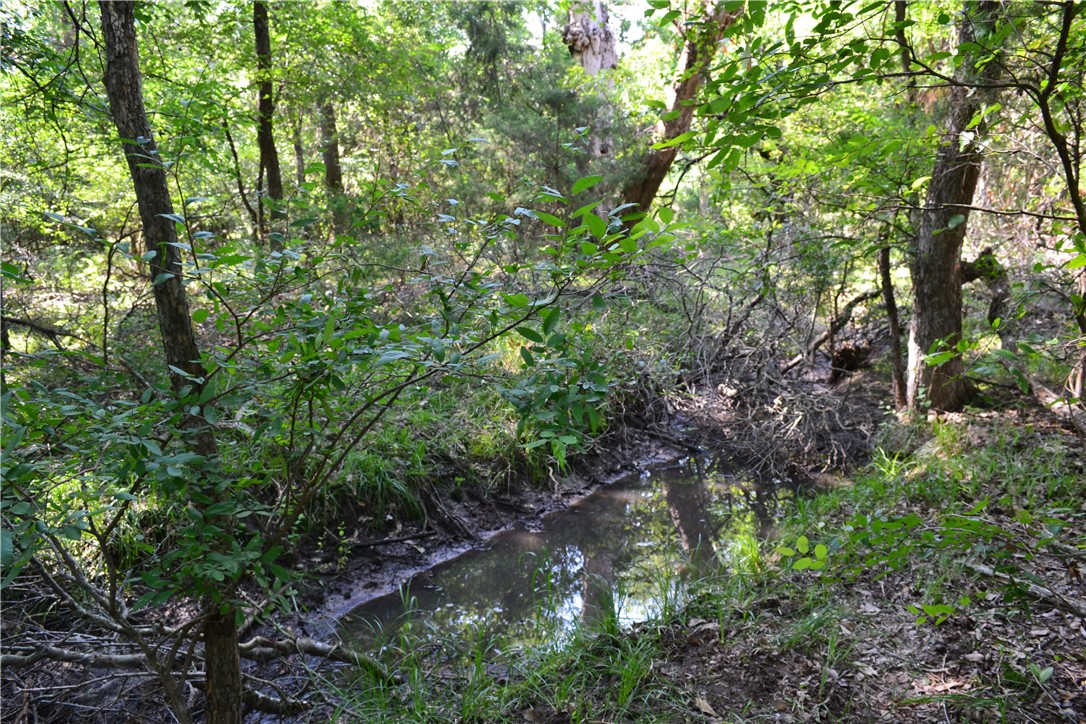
[{"x1": 338, "y1": 457, "x2": 792, "y2": 651}]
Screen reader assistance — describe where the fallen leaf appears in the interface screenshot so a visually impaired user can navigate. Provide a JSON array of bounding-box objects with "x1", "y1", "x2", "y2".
[{"x1": 695, "y1": 694, "x2": 718, "y2": 717}]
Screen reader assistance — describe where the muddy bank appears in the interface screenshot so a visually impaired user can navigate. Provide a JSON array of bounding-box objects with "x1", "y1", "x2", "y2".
[
  {"x1": 297, "y1": 367, "x2": 891, "y2": 635},
  {"x1": 298, "y1": 427, "x2": 690, "y2": 635}
]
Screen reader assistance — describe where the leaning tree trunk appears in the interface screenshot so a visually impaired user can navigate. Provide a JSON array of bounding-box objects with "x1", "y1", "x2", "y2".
[
  {"x1": 254, "y1": 0, "x2": 284, "y2": 244},
  {"x1": 620, "y1": 2, "x2": 741, "y2": 217},
  {"x1": 906, "y1": 1, "x2": 1001, "y2": 412},
  {"x1": 98, "y1": 4, "x2": 241, "y2": 722}
]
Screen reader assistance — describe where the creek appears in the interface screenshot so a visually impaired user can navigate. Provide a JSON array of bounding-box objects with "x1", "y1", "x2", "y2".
[{"x1": 337, "y1": 457, "x2": 793, "y2": 651}]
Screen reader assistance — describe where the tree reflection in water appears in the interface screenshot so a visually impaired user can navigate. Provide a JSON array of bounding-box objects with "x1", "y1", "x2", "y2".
[{"x1": 339, "y1": 457, "x2": 793, "y2": 654}]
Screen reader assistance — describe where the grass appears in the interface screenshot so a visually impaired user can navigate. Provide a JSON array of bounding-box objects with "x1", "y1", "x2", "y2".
[{"x1": 313, "y1": 408, "x2": 1086, "y2": 722}]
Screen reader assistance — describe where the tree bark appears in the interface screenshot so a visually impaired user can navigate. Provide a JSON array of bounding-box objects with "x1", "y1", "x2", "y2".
[
  {"x1": 563, "y1": 0, "x2": 618, "y2": 161},
  {"x1": 879, "y1": 245, "x2": 907, "y2": 409},
  {"x1": 291, "y1": 114, "x2": 305, "y2": 188},
  {"x1": 99, "y1": 1, "x2": 205, "y2": 395},
  {"x1": 98, "y1": 5, "x2": 239, "y2": 722},
  {"x1": 204, "y1": 608, "x2": 243, "y2": 724},
  {"x1": 320, "y1": 101, "x2": 347, "y2": 235},
  {"x1": 253, "y1": 0, "x2": 284, "y2": 242},
  {"x1": 320, "y1": 101, "x2": 343, "y2": 194},
  {"x1": 906, "y1": 1, "x2": 1001, "y2": 411},
  {"x1": 620, "y1": 3, "x2": 740, "y2": 218}
]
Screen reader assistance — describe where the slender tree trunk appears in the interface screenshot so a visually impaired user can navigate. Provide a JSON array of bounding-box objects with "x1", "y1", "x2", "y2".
[
  {"x1": 99, "y1": 5, "x2": 240, "y2": 722},
  {"x1": 254, "y1": 0, "x2": 283, "y2": 244},
  {"x1": 879, "y1": 245, "x2": 907, "y2": 409},
  {"x1": 620, "y1": 3, "x2": 740, "y2": 218},
  {"x1": 1031, "y1": 2, "x2": 1086, "y2": 400},
  {"x1": 99, "y1": 2, "x2": 205, "y2": 396},
  {"x1": 320, "y1": 101, "x2": 347, "y2": 235},
  {"x1": 320, "y1": 101, "x2": 343, "y2": 194},
  {"x1": 291, "y1": 114, "x2": 305, "y2": 188},
  {"x1": 906, "y1": 1, "x2": 1001, "y2": 411}
]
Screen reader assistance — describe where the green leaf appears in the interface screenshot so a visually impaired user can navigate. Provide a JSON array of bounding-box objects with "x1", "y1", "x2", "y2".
[
  {"x1": 504, "y1": 293, "x2": 530, "y2": 308},
  {"x1": 520, "y1": 347, "x2": 535, "y2": 366},
  {"x1": 796, "y1": 535, "x2": 810, "y2": 554},
  {"x1": 571, "y1": 175, "x2": 603, "y2": 195},
  {"x1": 534, "y1": 211, "x2": 565, "y2": 228},
  {"x1": 814, "y1": 543, "x2": 828, "y2": 560},
  {"x1": 192, "y1": 309, "x2": 209, "y2": 323},
  {"x1": 585, "y1": 213, "x2": 607, "y2": 239},
  {"x1": 1065, "y1": 253, "x2": 1086, "y2": 270},
  {"x1": 1, "y1": 262, "x2": 32, "y2": 284},
  {"x1": 925, "y1": 350, "x2": 958, "y2": 366},
  {"x1": 946, "y1": 214, "x2": 966, "y2": 229},
  {"x1": 542, "y1": 309, "x2": 560, "y2": 336},
  {"x1": 516, "y1": 327, "x2": 544, "y2": 344}
]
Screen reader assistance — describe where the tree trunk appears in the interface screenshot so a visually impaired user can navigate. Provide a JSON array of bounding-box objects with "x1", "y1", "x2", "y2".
[
  {"x1": 620, "y1": 4, "x2": 741, "y2": 217},
  {"x1": 906, "y1": 1, "x2": 1001, "y2": 411},
  {"x1": 563, "y1": 0, "x2": 618, "y2": 161},
  {"x1": 320, "y1": 101, "x2": 347, "y2": 235},
  {"x1": 98, "y1": 5, "x2": 240, "y2": 722},
  {"x1": 291, "y1": 114, "x2": 305, "y2": 188},
  {"x1": 99, "y1": 1, "x2": 205, "y2": 396},
  {"x1": 320, "y1": 101, "x2": 343, "y2": 194},
  {"x1": 880, "y1": 245, "x2": 907, "y2": 409},
  {"x1": 204, "y1": 608, "x2": 243, "y2": 724},
  {"x1": 254, "y1": 0, "x2": 284, "y2": 242}
]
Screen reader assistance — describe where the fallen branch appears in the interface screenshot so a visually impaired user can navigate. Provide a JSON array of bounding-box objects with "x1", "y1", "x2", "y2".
[
  {"x1": 243, "y1": 688, "x2": 311, "y2": 716},
  {"x1": 782, "y1": 289, "x2": 880, "y2": 373},
  {"x1": 0, "y1": 645, "x2": 149, "y2": 668},
  {"x1": 353, "y1": 530, "x2": 435, "y2": 549},
  {"x1": 964, "y1": 561, "x2": 1086, "y2": 618},
  {"x1": 238, "y1": 635, "x2": 390, "y2": 682}
]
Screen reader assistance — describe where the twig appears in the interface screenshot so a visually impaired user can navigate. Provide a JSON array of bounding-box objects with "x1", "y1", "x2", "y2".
[
  {"x1": 353, "y1": 530, "x2": 436, "y2": 549},
  {"x1": 963, "y1": 561, "x2": 1086, "y2": 618}
]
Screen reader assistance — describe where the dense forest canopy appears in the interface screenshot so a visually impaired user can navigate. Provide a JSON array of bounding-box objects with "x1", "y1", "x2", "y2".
[{"x1": 2, "y1": 1, "x2": 1085, "y2": 721}]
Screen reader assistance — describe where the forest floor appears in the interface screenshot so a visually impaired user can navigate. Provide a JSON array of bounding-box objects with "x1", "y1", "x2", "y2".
[{"x1": 5, "y1": 365, "x2": 1085, "y2": 723}]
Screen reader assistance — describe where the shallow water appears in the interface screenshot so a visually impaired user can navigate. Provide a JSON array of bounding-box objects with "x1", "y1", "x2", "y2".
[{"x1": 338, "y1": 457, "x2": 791, "y2": 650}]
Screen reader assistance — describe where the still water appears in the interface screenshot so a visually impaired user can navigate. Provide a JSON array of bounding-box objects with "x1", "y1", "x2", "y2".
[{"x1": 338, "y1": 457, "x2": 792, "y2": 650}]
